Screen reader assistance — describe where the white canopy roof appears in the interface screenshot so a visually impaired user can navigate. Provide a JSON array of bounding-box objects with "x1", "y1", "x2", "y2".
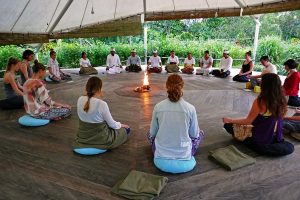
[{"x1": 0, "y1": 0, "x2": 299, "y2": 44}]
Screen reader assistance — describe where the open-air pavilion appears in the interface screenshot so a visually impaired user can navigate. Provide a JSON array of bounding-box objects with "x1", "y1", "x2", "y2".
[{"x1": 1, "y1": 0, "x2": 300, "y2": 199}]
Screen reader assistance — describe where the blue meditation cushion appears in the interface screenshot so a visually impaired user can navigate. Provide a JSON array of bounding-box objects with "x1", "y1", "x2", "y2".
[
  {"x1": 73, "y1": 148, "x2": 107, "y2": 155},
  {"x1": 154, "y1": 156, "x2": 196, "y2": 174},
  {"x1": 45, "y1": 76, "x2": 53, "y2": 82},
  {"x1": 18, "y1": 115, "x2": 50, "y2": 127}
]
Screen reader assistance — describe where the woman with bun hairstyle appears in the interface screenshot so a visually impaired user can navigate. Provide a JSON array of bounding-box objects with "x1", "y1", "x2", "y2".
[
  {"x1": 148, "y1": 74, "x2": 204, "y2": 160},
  {"x1": 74, "y1": 76, "x2": 130, "y2": 150},
  {"x1": 233, "y1": 51, "x2": 254, "y2": 82},
  {"x1": 0, "y1": 57, "x2": 24, "y2": 109},
  {"x1": 23, "y1": 60, "x2": 71, "y2": 120}
]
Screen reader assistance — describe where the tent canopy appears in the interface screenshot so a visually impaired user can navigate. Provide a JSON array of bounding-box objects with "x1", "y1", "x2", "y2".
[{"x1": 0, "y1": 0, "x2": 299, "y2": 45}]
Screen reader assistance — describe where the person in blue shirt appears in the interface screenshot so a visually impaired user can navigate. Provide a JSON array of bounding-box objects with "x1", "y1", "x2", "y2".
[{"x1": 148, "y1": 74, "x2": 204, "y2": 160}]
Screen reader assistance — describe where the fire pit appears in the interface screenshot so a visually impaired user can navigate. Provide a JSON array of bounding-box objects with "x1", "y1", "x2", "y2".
[{"x1": 134, "y1": 72, "x2": 150, "y2": 93}]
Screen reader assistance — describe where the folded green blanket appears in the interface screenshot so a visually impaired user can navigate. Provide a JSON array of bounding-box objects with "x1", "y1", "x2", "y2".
[
  {"x1": 208, "y1": 145, "x2": 256, "y2": 171},
  {"x1": 112, "y1": 170, "x2": 168, "y2": 200}
]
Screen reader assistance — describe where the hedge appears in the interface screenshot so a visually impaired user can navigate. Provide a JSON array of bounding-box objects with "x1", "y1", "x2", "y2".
[{"x1": 0, "y1": 36, "x2": 299, "y2": 76}]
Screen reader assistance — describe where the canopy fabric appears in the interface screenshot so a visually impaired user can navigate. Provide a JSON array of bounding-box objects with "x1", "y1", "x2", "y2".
[
  {"x1": 0, "y1": 16, "x2": 142, "y2": 45},
  {"x1": 0, "y1": 0, "x2": 299, "y2": 45}
]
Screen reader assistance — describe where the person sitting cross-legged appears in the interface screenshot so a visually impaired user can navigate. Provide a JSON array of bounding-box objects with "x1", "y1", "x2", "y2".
[
  {"x1": 125, "y1": 49, "x2": 142, "y2": 72},
  {"x1": 148, "y1": 74, "x2": 204, "y2": 160},
  {"x1": 74, "y1": 76, "x2": 130, "y2": 150},
  {"x1": 79, "y1": 52, "x2": 98, "y2": 75},
  {"x1": 165, "y1": 50, "x2": 180, "y2": 73},
  {"x1": 196, "y1": 50, "x2": 213, "y2": 76},
  {"x1": 147, "y1": 50, "x2": 162, "y2": 73},
  {"x1": 106, "y1": 48, "x2": 123, "y2": 74},
  {"x1": 223, "y1": 73, "x2": 294, "y2": 157},
  {"x1": 248, "y1": 56, "x2": 277, "y2": 89},
  {"x1": 19, "y1": 49, "x2": 34, "y2": 85},
  {"x1": 0, "y1": 57, "x2": 24, "y2": 110},
  {"x1": 232, "y1": 51, "x2": 253, "y2": 82},
  {"x1": 283, "y1": 112, "x2": 300, "y2": 141},
  {"x1": 23, "y1": 60, "x2": 71, "y2": 120},
  {"x1": 212, "y1": 50, "x2": 232, "y2": 78},
  {"x1": 47, "y1": 49, "x2": 72, "y2": 82},
  {"x1": 181, "y1": 52, "x2": 195, "y2": 74}
]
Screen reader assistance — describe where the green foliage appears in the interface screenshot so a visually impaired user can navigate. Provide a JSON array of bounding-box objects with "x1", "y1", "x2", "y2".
[
  {"x1": 1, "y1": 36, "x2": 298, "y2": 77},
  {"x1": 256, "y1": 36, "x2": 285, "y2": 63},
  {"x1": 38, "y1": 41, "x2": 145, "y2": 67},
  {"x1": 39, "y1": 42, "x2": 83, "y2": 67},
  {"x1": 256, "y1": 36, "x2": 300, "y2": 69},
  {"x1": 254, "y1": 64, "x2": 286, "y2": 76},
  {"x1": 0, "y1": 45, "x2": 23, "y2": 70},
  {"x1": 284, "y1": 39, "x2": 300, "y2": 62},
  {"x1": 260, "y1": 11, "x2": 300, "y2": 40},
  {"x1": 253, "y1": 64, "x2": 263, "y2": 72}
]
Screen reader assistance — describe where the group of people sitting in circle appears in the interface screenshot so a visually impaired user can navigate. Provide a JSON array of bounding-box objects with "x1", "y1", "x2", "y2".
[
  {"x1": 146, "y1": 49, "x2": 300, "y2": 108},
  {"x1": 147, "y1": 49, "x2": 233, "y2": 77},
  {"x1": 233, "y1": 53, "x2": 300, "y2": 108},
  {"x1": 0, "y1": 48, "x2": 300, "y2": 171},
  {"x1": 84, "y1": 47, "x2": 233, "y2": 76},
  {"x1": 0, "y1": 49, "x2": 71, "y2": 119}
]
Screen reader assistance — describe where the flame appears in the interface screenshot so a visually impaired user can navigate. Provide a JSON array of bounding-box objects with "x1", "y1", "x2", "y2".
[{"x1": 143, "y1": 72, "x2": 149, "y2": 86}]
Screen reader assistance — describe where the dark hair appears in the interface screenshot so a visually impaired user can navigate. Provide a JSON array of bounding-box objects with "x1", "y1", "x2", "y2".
[
  {"x1": 50, "y1": 50, "x2": 56, "y2": 57},
  {"x1": 32, "y1": 60, "x2": 46, "y2": 73},
  {"x1": 166, "y1": 74, "x2": 184, "y2": 102},
  {"x1": 204, "y1": 50, "x2": 209, "y2": 54},
  {"x1": 82, "y1": 51, "x2": 86, "y2": 58},
  {"x1": 84, "y1": 77, "x2": 103, "y2": 112},
  {"x1": 170, "y1": 50, "x2": 175, "y2": 53},
  {"x1": 245, "y1": 51, "x2": 252, "y2": 56},
  {"x1": 260, "y1": 56, "x2": 270, "y2": 62},
  {"x1": 284, "y1": 59, "x2": 298, "y2": 70},
  {"x1": 6, "y1": 57, "x2": 20, "y2": 72},
  {"x1": 258, "y1": 73, "x2": 287, "y2": 118},
  {"x1": 188, "y1": 52, "x2": 192, "y2": 55},
  {"x1": 22, "y1": 49, "x2": 34, "y2": 60}
]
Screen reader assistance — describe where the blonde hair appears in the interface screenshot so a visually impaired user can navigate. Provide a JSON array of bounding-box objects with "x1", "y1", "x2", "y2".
[{"x1": 166, "y1": 74, "x2": 184, "y2": 102}]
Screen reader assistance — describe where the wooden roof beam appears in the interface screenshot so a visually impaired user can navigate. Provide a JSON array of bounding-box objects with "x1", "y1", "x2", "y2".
[{"x1": 145, "y1": 0, "x2": 300, "y2": 21}]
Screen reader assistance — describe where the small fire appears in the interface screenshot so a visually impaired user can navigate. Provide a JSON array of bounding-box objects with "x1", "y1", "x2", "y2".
[
  {"x1": 134, "y1": 72, "x2": 150, "y2": 92},
  {"x1": 143, "y1": 72, "x2": 149, "y2": 86}
]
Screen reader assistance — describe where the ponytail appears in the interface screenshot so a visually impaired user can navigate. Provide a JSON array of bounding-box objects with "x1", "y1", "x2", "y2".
[
  {"x1": 83, "y1": 93, "x2": 93, "y2": 112},
  {"x1": 83, "y1": 77, "x2": 103, "y2": 112}
]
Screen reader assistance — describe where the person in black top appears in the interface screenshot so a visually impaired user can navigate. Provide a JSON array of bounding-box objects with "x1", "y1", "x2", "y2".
[{"x1": 233, "y1": 51, "x2": 254, "y2": 82}]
